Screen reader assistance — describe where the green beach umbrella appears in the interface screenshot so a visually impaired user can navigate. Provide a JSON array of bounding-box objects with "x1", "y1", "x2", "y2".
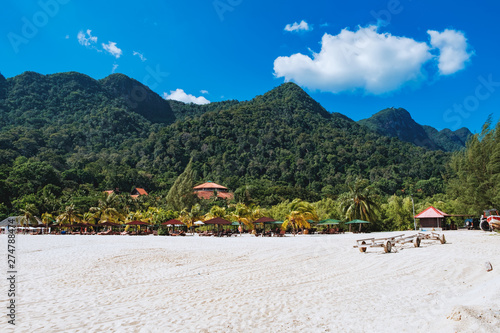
[
  {"x1": 345, "y1": 219, "x2": 370, "y2": 224},
  {"x1": 346, "y1": 219, "x2": 370, "y2": 232},
  {"x1": 318, "y1": 219, "x2": 341, "y2": 225}
]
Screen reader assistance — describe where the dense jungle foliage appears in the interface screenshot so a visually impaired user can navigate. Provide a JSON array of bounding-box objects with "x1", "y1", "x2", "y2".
[{"x1": 0, "y1": 71, "x2": 497, "y2": 230}]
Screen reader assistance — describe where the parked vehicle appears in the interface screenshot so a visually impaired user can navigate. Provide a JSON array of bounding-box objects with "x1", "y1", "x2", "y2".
[
  {"x1": 480, "y1": 209, "x2": 500, "y2": 231},
  {"x1": 465, "y1": 218, "x2": 480, "y2": 230}
]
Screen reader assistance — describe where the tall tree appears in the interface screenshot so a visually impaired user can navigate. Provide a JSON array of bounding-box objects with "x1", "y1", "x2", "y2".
[
  {"x1": 281, "y1": 199, "x2": 318, "y2": 235},
  {"x1": 447, "y1": 119, "x2": 500, "y2": 213},
  {"x1": 20, "y1": 203, "x2": 38, "y2": 227},
  {"x1": 339, "y1": 178, "x2": 379, "y2": 225},
  {"x1": 179, "y1": 203, "x2": 203, "y2": 229},
  {"x1": 166, "y1": 159, "x2": 198, "y2": 211},
  {"x1": 56, "y1": 204, "x2": 80, "y2": 226},
  {"x1": 382, "y1": 195, "x2": 414, "y2": 230},
  {"x1": 90, "y1": 192, "x2": 124, "y2": 224}
]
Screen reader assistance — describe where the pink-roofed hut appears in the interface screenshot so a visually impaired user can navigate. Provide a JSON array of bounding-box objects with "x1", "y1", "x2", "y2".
[{"x1": 415, "y1": 206, "x2": 450, "y2": 229}]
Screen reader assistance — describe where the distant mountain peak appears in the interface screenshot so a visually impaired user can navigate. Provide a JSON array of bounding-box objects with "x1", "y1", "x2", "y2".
[
  {"x1": 99, "y1": 73, "x2": 175, "y2": 124},
  {"x1": 253, "y1": 82, "x2": 331, "y2": 118},
  {"x1": 359, "y1": 107, "x2": 471, "y2": 151}
]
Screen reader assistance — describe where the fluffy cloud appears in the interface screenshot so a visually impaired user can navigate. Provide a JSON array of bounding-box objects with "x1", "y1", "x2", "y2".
[
  {"x1": 163, "y1": 89, "x2": 210, "y2": 105},
  {"x1": 200, "y1": 90, "x2": 209, "y2": 94},
  {"x1": 102, "y1": 41, "x2": 122, "y2": 58},
  {"x1": 284, "y1": 20, "x2": 311, "y2": 32},
  {"x1": 133, "y1": 51, "x2": 147, "y2": 62},
  {"x1": 275, "y1": 26, "x2": 432, "y2": 94},
  {"x1": 428, "y1": 29, "x2": 472, "y2": 75},
  {"x1": 77, "y1": 29, "x2": 97, "y2": 47},
  {"x1": 274, "y1": 26, "x2": 471, "y2": 94}
]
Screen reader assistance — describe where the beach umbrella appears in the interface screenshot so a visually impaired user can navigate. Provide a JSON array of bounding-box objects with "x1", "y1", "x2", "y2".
[
  {"x1": 204, "y1": 217, "x2": 232, "y2": 225},
  {"x1": 204, "y1": 217, "x2": 232, "y2": 236},
  {"x1": 317, "y1": 219, "x2": 341, "y2": 225},
  {"x1": 194, "y1": 220, "x2": 204, "y2": 225},
  {"x1": 253, "y1": 217, "x2": 277, "y2": 224},
  {"x1": 346, "y1": 219, "x2": 370, "y2": 232},
  {"x1": 100, "y1": 221, "x2": 121, "y2": 227},
  {"x1": 126, "y1": 220, "x2": 149, "y2": 226},
  {"x1": 161, "y1": 219, "x2": 184, "y2": 226},
  {"x1": 252, "y1": 217, "x2": 277, "y2": 234}
]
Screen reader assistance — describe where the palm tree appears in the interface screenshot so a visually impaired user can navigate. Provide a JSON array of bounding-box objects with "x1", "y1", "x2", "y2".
[
  {"x1": 205, "y1": 205, "x2": 227, "y2": 220},
  {"x1": 57, "y1": 204, "x2": 80, "y2": 227},
  {"x1": 90, "y1": 192, "x2": 124, "y2": 224},
  {"x1": 339, "y1": 178, "x2": 379, "y2": 231},
  {"x1": 281, "y1": 199, "x2": 318, "y2": 235},
  {"x1": 41, "y1": 212, "x2": 54, "y2": 227},
  {"x1": 179, "y1": 203, "x2": 203, "y2": 229},
  {"x1": 20, "y1": 204, "x2": 39, "y2": 227},
  {"x1": 228, "y1": 203, "x2": 254, "y2": 230}
]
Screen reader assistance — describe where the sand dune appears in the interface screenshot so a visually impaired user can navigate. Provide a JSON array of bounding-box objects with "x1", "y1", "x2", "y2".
[{"x1": 2, "y1": 230, "x2": 499, "y2": 332}]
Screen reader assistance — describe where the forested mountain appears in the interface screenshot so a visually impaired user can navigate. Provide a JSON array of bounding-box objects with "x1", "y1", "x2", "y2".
[
  {"x1": 358, "y1": 107, "x2": 471, "y2": 151},
  {"x1": 0, "y1": 71, "x2": 451, "y2": 215}
]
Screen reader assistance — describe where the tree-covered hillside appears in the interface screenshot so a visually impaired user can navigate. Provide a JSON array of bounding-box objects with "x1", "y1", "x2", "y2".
[
  {"x1": 359, "y1": 107, "x2": 472, "y2": 151},
  {"x1": 0, "y1": 71, "x2": 451, "y2": 216}
]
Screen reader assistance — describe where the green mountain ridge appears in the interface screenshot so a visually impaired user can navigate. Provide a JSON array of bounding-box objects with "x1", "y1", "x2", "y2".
[
  {"x1": 0, "y1": 71, "x2": 451, "y2": 212},
  {"x1": 358, "y1": 107, "x2": 472, "y2": 152}
]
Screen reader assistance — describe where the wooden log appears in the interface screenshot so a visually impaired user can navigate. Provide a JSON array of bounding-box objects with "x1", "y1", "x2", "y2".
[{"x1": 439, "y1": 234, "x2": 446, "y2": 244}]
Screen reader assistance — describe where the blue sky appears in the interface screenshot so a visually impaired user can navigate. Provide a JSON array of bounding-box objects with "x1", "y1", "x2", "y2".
[{"x1": 1, "y1": 0, "x2": 499, "y2": 132}]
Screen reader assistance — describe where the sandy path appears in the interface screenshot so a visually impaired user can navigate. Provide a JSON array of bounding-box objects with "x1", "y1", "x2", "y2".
[{"x1": 1, "y1": 231, "x2": 499, "y2": 332}]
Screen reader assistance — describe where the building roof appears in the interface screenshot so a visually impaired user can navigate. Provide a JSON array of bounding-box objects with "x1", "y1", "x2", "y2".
[
  {"x1": 132, "y1": 188, "x2": 148, "y2": 195},
  {"x1": 0, "y1": 216, "x2": 23, "y2": 227},
  {"x1": 195, "y1": 191, "x2": 234, "y2": 200},
  {"x1": 415, "y1": 206, "x2": 449, "y2": 219},
  {"x1": 193, "y1": 182, "x2": 228, "y2": 190}
]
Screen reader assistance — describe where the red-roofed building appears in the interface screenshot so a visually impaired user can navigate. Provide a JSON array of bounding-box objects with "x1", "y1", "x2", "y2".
[
  {"x1": 415, "y1": 206, "x2": 449, "y2": 228},
  {"x1": 131, "y1": 187, "x2": 148, "y2": 199},
  {"x1": 193, "y1": 181, "x2": 234, "y2": 200}
]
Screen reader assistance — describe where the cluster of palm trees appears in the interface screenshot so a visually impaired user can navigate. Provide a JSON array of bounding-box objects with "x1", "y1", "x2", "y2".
[{"x1": 19, "y1": 178, "x2": 380, "y2": 233}]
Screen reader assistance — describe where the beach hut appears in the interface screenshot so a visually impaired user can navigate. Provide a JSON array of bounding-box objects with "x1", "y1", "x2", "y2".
[{"x1": 415, "y1": 206, "x2": 449, "y2": 229}]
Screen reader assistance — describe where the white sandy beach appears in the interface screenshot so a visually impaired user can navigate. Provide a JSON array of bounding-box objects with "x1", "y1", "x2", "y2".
[{"x1": 2, "y1": 231, "x2": 499, "y2": 332}]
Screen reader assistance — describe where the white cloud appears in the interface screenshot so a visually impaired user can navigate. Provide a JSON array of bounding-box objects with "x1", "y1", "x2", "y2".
[
  {"x1": 65, "y1": 35, "x2": 69, "y2": 39},
  {"x1": 77, "y1": 29, "x2": 97, "y2": 47},
  {"x1": 284, "y1": 20, "x2": 311, "y2": 32},
  {"x1": 428, "y1": 29, "x2": 472, "y2": 75},
  {"x1": 200, "y1": 90, "x2": 209, "y2": 95},
  {"x1": 274, "y1": 26, "x2": 434, "y2": 94},
  {"x1": 102, "y1": 41, "x2": 122, "y2": 59},
  {"x1": 112, "y1": 64, "x2": 119, "y2": 73},
  {"x1": 163, "y1": 89, "x2": 210, "y2": 105},
  {"x1": 133, "y1": 51, "x2": 147, "y2": 62}
]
